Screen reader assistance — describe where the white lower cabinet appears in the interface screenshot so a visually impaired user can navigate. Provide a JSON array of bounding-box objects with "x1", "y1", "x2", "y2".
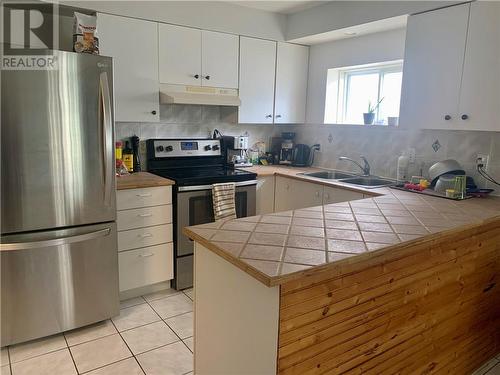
[
  {"x1": 117, "y1": 186, "x2": 173, "y2": 293},
  {"x1": 323, "y1": 186, "x2": 363, "y2": 205},
  {"x1": 256, "y1": 176, "x2": 275, "y2": 215},
  {"x1": 275, "y1": 176, "x2": 323, "y2": 212},
  {"x1": 118, "y1": 243, "x2": 173, "y2": 292},
  {"x1": 274, "y1": 176, "x2": 364, "y2": 211}
]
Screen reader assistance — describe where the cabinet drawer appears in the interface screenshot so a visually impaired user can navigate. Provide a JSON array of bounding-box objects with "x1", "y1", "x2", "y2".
[
  {"x1": 117, "y1": 205, "x2": 172, "y2": 231},
  {"x1": 118, "y1": 224, "x2": 172, "y2": 252},
  {"x1": 117, "y1": 186, "x2": 172, "y2": 210},
  {"x1": 119, "y1": 243, "x2": 173, "y2": 291}
]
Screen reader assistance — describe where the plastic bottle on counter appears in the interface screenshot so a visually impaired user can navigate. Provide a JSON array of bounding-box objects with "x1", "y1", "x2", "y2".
[
  {"x1": 122, "y1": 141, "x2": 134, "y2": 172},
  {"x1": 397, "y1": 154, "x2": 410, "y2": 183},
  {"x1": 115, "y1": 141, "x2": 123, "y2": 164}
]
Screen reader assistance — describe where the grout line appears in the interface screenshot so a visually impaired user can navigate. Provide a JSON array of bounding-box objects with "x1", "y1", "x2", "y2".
[
  {"x1": 7, "y1": 339, "x2": 68, "y2": 366},
  {"x1": 62, "y1": 333, "x2": 79, "y2": 374},
  {"x1": 108, "y1": 319, "x2": 146, "y2": 375},
  {"x1": 143, "y1": 298, "x2": 194, "y2": 356}
]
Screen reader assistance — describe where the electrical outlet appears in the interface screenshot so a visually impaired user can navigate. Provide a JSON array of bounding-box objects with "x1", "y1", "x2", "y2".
[
  {"x1": 408, "y1": 148, "x2": 416, "y2": 164},
  {"x1": 476, "y1": 154, "x2": 489, "y2": 169}
]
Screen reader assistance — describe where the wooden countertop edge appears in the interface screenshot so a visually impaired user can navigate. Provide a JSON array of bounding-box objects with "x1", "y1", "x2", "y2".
[
  {"x1": 185, "y1": 215, "x2": 500, "y2": 288},
  {"x1": 116, "y1": 172, "x2": 175, "y2": 190}
]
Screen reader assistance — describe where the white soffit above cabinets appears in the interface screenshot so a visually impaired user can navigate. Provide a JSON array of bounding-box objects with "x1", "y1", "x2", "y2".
[
  {"x1": 288, "y1": 14, "x2": 408, "y2": 45},
  {"x1": 226, "y1": 1, "x2": 329, "y2": 15}
]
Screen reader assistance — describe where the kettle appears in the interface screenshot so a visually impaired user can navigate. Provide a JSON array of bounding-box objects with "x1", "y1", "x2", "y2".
[{"x1": 292, "y1": 144, "x2": 311, "y2": 167}]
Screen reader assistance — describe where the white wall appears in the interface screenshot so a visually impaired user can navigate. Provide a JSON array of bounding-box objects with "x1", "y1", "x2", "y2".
[
  {"x1": 306, "y1": 28, "x2": 407, "y2": 124},
  {"x1": 60, "y1": 0, "x2": 287, "y2": 41},
  {"x1": 286, "y1": 1, "x2": 454, "y2": 41}
]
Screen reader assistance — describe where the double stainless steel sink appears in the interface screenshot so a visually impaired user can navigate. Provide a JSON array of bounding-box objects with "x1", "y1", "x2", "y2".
[{"x1": 300, "y1": 170, "x2": 396, "y2": 189}]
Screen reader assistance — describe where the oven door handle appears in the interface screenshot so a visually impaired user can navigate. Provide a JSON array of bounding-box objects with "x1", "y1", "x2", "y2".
[{"x1": 177, "y1": 180, "x2": 258, "y2": 192}]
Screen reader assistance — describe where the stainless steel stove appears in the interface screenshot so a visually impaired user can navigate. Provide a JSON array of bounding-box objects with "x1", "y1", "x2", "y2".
[{"x1": 146, "y1": 139, "x2": 257, "y2": 290}]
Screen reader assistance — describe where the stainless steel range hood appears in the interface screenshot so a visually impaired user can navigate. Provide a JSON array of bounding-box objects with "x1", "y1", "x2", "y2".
[{"x1": 159, "y1": 84, "x2": 241, "y2": 106}]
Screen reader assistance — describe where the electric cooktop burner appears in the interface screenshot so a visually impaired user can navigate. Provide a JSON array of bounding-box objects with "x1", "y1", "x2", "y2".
[{"x1": 152, "y1": 167, "x2": 256, "y2": 186}]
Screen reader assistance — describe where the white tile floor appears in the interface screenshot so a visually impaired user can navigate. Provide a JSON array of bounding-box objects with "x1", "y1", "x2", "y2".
[
  {"x1": 1, "y1": 288, "x2": 194, "y2": 375},
  {"x1": 1, "y1": 286, "x2": 499, "y2": 375}
]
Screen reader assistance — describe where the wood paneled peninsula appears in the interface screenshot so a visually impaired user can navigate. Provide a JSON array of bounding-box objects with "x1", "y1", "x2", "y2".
[{"x1": 184, "y1": 166, "x2": 500, "y2": 375}]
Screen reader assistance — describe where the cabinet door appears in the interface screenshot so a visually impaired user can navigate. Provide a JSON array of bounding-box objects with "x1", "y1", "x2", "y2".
[
  {"x1": 98, "y1": 14, "x2": 159, "y2": 122},
  {"x1": 323, "y1": 186, "x2": 363, "y2": 205},
  {"x1": 274, "y1": 176, "x2": 294, "y2": 212},
  {"x1": 256, "y1": 176, "x2": 275, "y2": 215},
  {"x1": 158, "y1": 24, "x2": 201, "y2": 85},
  {"x1": 275, "y1": 177, "x2": 322, "y2": 211},
  {"x1": 239, "y1": 37, "x2": 276, "y2": 124},
  {"x1": 458, "y1": 2, "x2": 500, "y2": 131},
  {"x1": 399, "y1": 4, "x2": 470, "y2": 130},
  {"x1": 201, "y1": 30, "x2": 239, "y2": 89},
  {"x1": 274, "y1": 43, "x2": 309, "y2": 124}
]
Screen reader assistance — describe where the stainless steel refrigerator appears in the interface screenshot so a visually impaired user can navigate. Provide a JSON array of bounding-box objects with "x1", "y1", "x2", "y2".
[{"x1": 1, "y1": 50, "x2": 119, "y2": 346}]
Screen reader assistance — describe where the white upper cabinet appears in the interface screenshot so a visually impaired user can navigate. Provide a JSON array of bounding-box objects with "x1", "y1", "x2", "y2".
[
  {"x1": 159, "y1": 26, "x2": 239, "y2": 89},
  {"x1": 274, "y1": 43, "x2": 309, "y2": 124},
  {"x1": 399, "y1": 4, "x2": 469, "y2": 130},
  {"x1": 458, "y1": 2, "x2": 500, "y2": 131},
  {"x1": 201, "y1": 31, "x2": 239, "y2": 89},
  {"x1": 98, "y1": 13, "x2": 159, "y2": 122},
  {"x1": 239, "y1": 37, "x2": 277, "y2": 124},
  {"x1": 158, "y1": 24, "x2": 202, "y2": 86}
]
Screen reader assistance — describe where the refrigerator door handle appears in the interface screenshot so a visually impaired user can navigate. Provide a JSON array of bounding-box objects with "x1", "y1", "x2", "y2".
[
  {"x1": 100, "y1": 71, "x2": 113, "y2": 207},
  {"x1": 0, "y1": 228, "x2": 111, "y2": 252}
]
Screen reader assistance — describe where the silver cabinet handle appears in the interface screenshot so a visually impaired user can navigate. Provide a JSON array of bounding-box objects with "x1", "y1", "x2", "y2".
[
  {"x1": 136, "y1": 193, "x2": 152, "y2": 197},
  {"x1": 1, "y1": 228, "x2": 110, "y2": 251},
  {"x1": 325, "y1": 193, "x2": 330, "y2": 200},
  {"x1": 276, "y1": 115, "x2": 282, "y2": 118},
  {"x1": 137, "y1": 213, "x2": 152, "y2": 218},
  {"x1": 138, "y1": 253, "x2": 155, "y2": 258},
  {"x1": 265, "y1": 114, "x2": 273, "y2": 118},
  {"x1": 138, "y1": 233, "x2": 152, "y2": 238},
  {"x1": 315, "y1": 191, "x2": 320, "y2": 197}
]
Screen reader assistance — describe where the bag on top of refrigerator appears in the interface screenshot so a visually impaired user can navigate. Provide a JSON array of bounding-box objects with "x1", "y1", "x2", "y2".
[{"x1": 73, "y1": 12, "x2": 99, "y2": 55}]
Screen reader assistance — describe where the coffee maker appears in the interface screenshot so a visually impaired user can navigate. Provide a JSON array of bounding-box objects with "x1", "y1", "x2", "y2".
[
  {"x1": 222, "y1": 135, "x2": 253, "y2": 167},
  {"x1": 279, "y1": 132, "x2": 295, "y2": 165}
]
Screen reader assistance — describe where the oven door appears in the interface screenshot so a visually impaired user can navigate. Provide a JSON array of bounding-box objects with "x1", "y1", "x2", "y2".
[{"x1": 174, "y1": 180, "x2": 256, "y2": 289}]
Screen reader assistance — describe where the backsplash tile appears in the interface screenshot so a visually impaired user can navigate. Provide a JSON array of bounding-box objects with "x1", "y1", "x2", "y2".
[
  {"x1": 116, "y1": 105, "x2": 500, "y2": 193},
  {"x1": 289, "y1": 125, "x2": 500, "y2": 192},
  {"x1": 115, "y1": 104, "x2": 283, "y2": 170}
]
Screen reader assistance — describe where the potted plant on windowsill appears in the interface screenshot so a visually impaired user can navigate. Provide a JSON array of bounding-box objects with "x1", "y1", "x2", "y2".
[{"x1": 363, "y1": 98, "x2": 384, "y2": 125}]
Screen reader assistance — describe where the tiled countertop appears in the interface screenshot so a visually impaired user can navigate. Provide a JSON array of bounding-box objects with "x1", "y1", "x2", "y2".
[
  {"x1": 116, "y1": 172, "x2": 174, "y2": 190},
  {"x1": 183, "y1": 166, "x2": 500, "y2": 286}
]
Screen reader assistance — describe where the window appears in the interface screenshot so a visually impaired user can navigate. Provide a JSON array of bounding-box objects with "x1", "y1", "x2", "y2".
[{"x1": 324, "y1": 61, "x2": 403, "y2": 125}]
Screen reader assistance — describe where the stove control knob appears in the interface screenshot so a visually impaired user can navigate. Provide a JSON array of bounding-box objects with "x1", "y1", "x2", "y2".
[
  {"x1": 156, "y1": 145, "x2": 164, "y2": 152},
  {"x1": 204, "y1": 145, "x2": 212, "y2": 151},
  {"x1": 165, "y1": 145, "x2": 173, "y2": 152},
  {"x1": 212, "y1": 145, "x2": 220, "y2": 151}
]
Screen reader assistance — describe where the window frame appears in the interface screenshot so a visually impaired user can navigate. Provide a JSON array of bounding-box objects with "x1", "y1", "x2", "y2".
[{"x1": 325, "y1": 60, "x2": 403, "y2": 125}]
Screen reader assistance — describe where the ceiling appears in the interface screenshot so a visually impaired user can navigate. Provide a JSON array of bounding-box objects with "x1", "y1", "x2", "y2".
[{"x1": 227, "y1": 1, "x2": 329, "y2": 14}]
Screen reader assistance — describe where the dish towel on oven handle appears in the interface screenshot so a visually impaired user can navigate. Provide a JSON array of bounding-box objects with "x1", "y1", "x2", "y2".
[{"x1": 212, "y1": 182, "x2": 237, "y2": 221}]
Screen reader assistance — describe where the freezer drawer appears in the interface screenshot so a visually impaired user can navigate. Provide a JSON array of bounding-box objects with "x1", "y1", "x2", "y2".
[{"x1": 1, "y1": 222, "x2": 119, "y2": 346}]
